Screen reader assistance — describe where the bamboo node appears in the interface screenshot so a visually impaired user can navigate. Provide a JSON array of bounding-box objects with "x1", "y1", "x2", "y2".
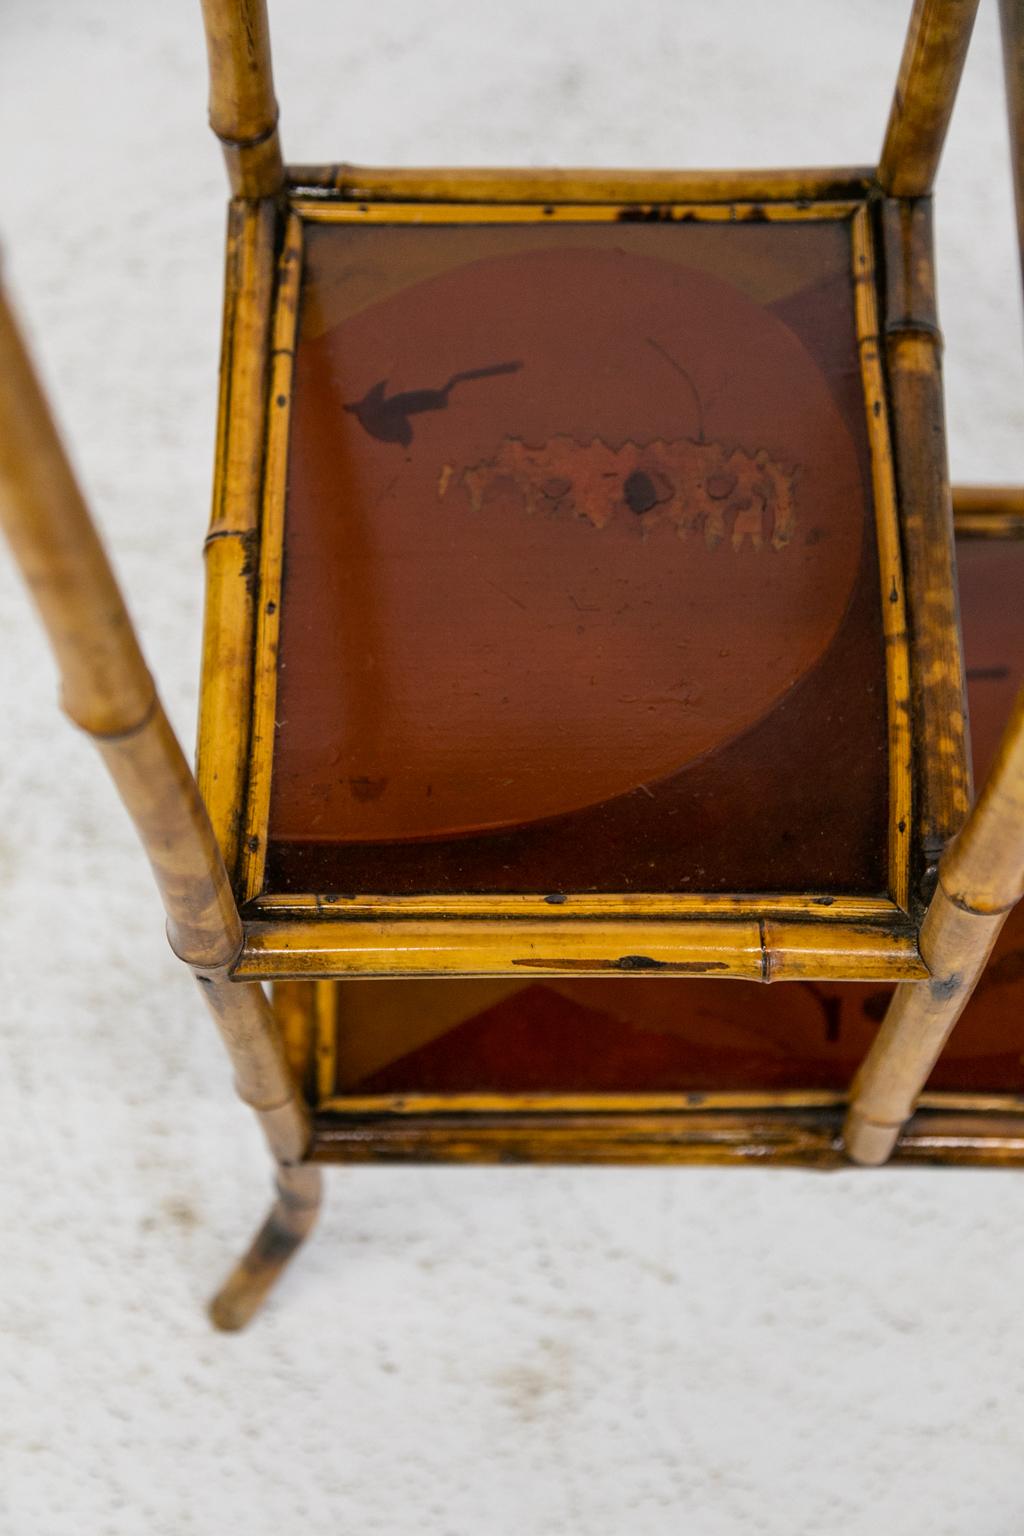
[{"x1": 209, "y1": 111, "x2": 280, "y2": 151}]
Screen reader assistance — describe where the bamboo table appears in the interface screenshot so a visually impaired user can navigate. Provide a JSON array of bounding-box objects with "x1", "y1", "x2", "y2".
[{"x1": 1, "y1": 0, "x2": 1023, "y2": 1328}]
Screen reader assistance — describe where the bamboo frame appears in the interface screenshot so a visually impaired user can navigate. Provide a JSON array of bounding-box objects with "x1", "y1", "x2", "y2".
[
  {"x1": 851, "y1": 206, "x2": 913, "y2": 914},
  {"x1": 235, "y1": 915, "x2": 927, "y2": 983},
  {"x1": 879, "y1": 0, "x2": 982, "y2": 196},
  {"x1": 880, "y1": 197, "x2": 972, "y2": 882},
  {"x1": 199, "y1": 0, "x2": 981, "y2": 204},
  {"x1": 203, "y1": 0, "x2": 977, "y2": 204},
  {"x1": 287, "y1": 164, "x2": 877, "y2": 204},
  {"x1": 252, "y1": 892, "x2": 898, "y2": 920},
  {"x1": 303, "y1": 978, "x2": 1024, "y2": 1166},
  {"x1": 312, "y1": 1104, "x2": 1024, "y2": 1168},
  {"x1": 845, "y1": 688, "x2": 1024, "y2": 1164},
  {"x1": 1000, "y1": 0, "x2": 1024, "y2": 295},
  {"x1": 953, "y1": 484, "x2": 1024, "y2": 536},
  {"x1": 843, "y1": 0, "x2": 1024, "y2": 1167},
  {"x1": 274, "y1": 979, "x2": 319, "y2": 1097},
  {"x1": 0, "y1": 284, "x2": 319, "y2": 1329},
  {"x1": 313, "y1": 963, "x2": 1024, "y2": 1119},
  {"x1": 215, "y1": 193, "x2": 929, "y2": 980},
  {"x1": 199, "y1": 0, "x2": 283, "y2": 198},
  {"x1": 1, "y1": 0, "x2": 1017, "y2": 1335},
  {"x1": 319, "y1": 1089, "x2": 1024, "y2": 1118},
  {"x1": 276, "y1": 0, "x2": 983, "y2": 210},
  {"x1": 290, "y1": 196, "x2": 863, "y2": 227},
  {"x1": 198, "y1": 198, "x2": 278, "y2": 871},
  {"x1": 239, "y1": 212, "x2": 302, "y2": 903}
]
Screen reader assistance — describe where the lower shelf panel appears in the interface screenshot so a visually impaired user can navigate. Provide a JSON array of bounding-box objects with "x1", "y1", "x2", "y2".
[{"x1": 311, "y1": 1102, "x2": 1024, "y2": 1168}]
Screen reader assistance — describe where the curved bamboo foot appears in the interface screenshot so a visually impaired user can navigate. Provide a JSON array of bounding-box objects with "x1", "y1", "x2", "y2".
[{"x1": 209, "y1": 1164, "x2": 323, "y2": 1331}]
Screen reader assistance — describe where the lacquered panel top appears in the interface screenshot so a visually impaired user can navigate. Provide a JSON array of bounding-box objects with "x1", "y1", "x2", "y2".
[{"x1": 267, "y1": 210, "x2": 887, "y2": 896}]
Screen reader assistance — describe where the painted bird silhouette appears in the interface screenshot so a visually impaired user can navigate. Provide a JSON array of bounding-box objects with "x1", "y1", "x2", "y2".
[{"x1": 344, "y1": 361, "x2": 523, "y2": 446}]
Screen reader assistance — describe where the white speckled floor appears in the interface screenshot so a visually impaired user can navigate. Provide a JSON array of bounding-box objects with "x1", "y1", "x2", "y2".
[{"x1": 2, "y1": 4, "x2": 1024, "y2": 1531}]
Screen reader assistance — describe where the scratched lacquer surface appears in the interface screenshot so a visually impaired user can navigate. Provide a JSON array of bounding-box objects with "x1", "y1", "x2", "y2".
[{"x1": 268, "y1": 218, "x2": 888, "y2": 894}]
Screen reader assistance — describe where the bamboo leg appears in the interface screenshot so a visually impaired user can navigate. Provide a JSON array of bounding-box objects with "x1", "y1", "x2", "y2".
[
  {"x1": 197, "y1": 971, "x2": 322, "y2": 1326},
  {"x1": 878, "y1": 0, "x2": 981, "y2": 197},
  {"x1": 209, "y1": 1164, "x2": 323, "y2": 1332},
  {"x1": 199, "y1": 0, "x2": 283, "y2": 197},
  {"x1": 0, "y1": 282, "x2": 316, "y2": 1324},
  {"x1": 845, "y1": 689, "x2": 1024, "y2": 1164},
  {"x1": 849, "y1": 7, "x2": 1024, "y2": 1162}
]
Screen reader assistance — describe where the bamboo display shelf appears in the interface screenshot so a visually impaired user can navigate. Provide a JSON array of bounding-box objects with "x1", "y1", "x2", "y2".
[{"x1": 2, "y1": 0, "x2": 1023, "y2": 1327}]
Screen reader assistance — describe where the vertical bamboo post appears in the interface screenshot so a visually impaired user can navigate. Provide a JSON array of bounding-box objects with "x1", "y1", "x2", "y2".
[
  {"x1": 849, "y1": 1, "x2": 1024, "y2": 1164},
  {"x1": 1001, "y1": 0, "x2": 1024, "y2": 293},
  {"x1": 0, "y1": 282, "x2": 319, "y2": 1327},
  {"x1": 881, "y1": 197, "x2": 972, "y2": 882},
  {"x1": 878, "y1": 0, "x2": 981, "y2": 196},
  {"x1": 845, "y1": 688, "x2": 1024, "y2": 1164},
  {"x1": 198, "y1": 199, "x2": 278, "y2": 873},
  {"x1": 199, "y1": 0, "x2": 283, "y2": 198}
]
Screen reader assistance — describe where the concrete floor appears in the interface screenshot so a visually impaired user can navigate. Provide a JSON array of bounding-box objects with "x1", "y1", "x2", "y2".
[{"x1": 2, "y1": 2, "x2": 1024, "y2": 1530}]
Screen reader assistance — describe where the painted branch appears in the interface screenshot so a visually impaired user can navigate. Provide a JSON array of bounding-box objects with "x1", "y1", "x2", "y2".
[
  {"x1": 199, "y1": 0, "x2": 283, "y2": 197},
  {"x1": 879, "y1": 0, "x2": 982, "y2": 196},
  {"x1": 287, "y1": 163, "x2": 876, "y2": 204},
  {"x1": 845, "y1": 687, "x2": 1024, "y2": 1165},
  {"x1": 882, "y1": 198, "x2": 971, "y2": 879}
]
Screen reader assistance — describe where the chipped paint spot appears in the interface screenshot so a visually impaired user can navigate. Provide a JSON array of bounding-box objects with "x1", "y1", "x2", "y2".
[
  {"x1": 348, "y1": 776, "x2": 388, "y2": 802},
  {"x1": 444, "y1": 434, "x2": 800, "y2": 551}
]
